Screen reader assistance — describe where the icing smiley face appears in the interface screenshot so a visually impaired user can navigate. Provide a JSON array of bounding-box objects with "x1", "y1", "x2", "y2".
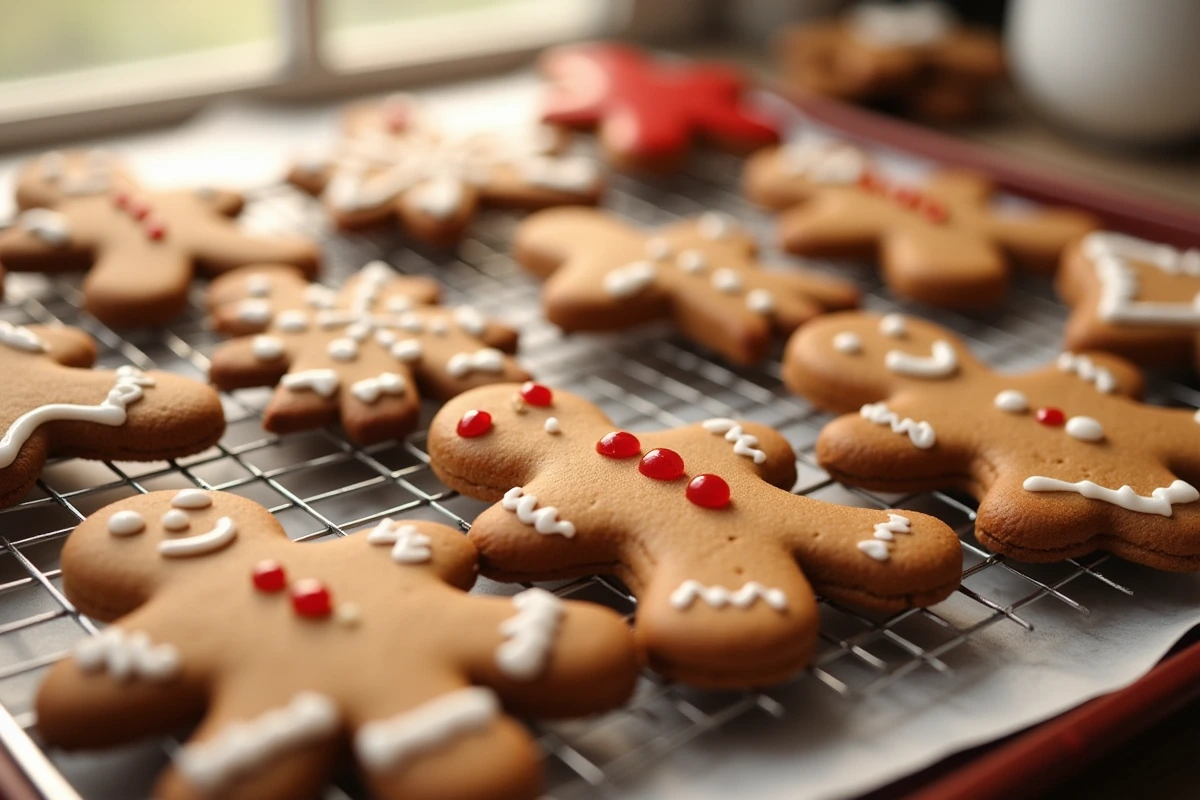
[
  {"x1": 104, "y1": 489, "x2": 239, "y2": 560},
  {"x1": 428, "y1": 382, "x2": 962, "y2": 689},
  {"x1": 785, "y1": 311, "x2": 1200, "y2": 570}
]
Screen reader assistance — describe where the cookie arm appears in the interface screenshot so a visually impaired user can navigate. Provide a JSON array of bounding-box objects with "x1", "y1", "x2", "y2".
[
  {"x1": 186, "y1": 211, "x2": 320, "y2": 279},
  {"x1": 393, "y1": 179, "x2": 483, "y2": 247}
]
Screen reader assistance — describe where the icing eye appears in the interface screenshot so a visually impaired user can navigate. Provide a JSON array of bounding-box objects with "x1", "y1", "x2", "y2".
[
  {"x1": 639, "y1": 448, "x2": 685, "y2": 481},
  {"x1": 596, "y1": 431, "x2": 641, "y2": 459},
  {"x1": 544, "y1": 417, "x2": 561, "y2": 435},
  {"x1": 994, "y1": 390, "x2": 1028, "y2": 412},
  {"x1": 172, "y1": 489, "x2": 212, "y2": 509},
  {"x1": 519, "y1": 382, "x2": 553, "y2": 407},
  {"x1": 161, "y1": 509, "x2": 191, "y2": 531},
  {"x1": 832, "y1": 332, "x2": 862, "y2": 354},
  {"x1": 456, "y1": 409, "x2": 493, "y2": 438},
  {"x1": 686, "y1": 474, "x2": 731, "y2": 509},
  {"x1": 878, "y1": 314, "x2": 907, "y2": 338},
  {"x1": 1065, "y1": 416, "x2": 1104, "y2": 442},
  {"x1": 107, "y1": 510, "x2": 145, "y2": 537},
  {"x1": 252, "y1": 560, "x2": 288, "y2": 592}
]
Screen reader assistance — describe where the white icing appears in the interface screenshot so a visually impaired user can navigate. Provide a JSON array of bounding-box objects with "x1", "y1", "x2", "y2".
[
  {"x1": 701, "y1": 418, "x2": 767, "y2": 464},
  {"x1": 857, "y1": 540, "x2": 891, "y2": 562},
  {"x1": 161, "y1": 509, "x2": 190, "y2": 531},
  {"x1": 158, "y1": 516, "x2": 237, "y2": 558},
  {"x1": 245, "y1": 274, "x2": 271, "y2": 297},
  {"x1": 1084, "y1": 232, "x2": 1200, "y2": 327},
  {"x1": 326, "y1": 337, "x2": 359, "y2": 363},
  {"x1": 745, "y1": 289, "x2": 775, "y2": 314},
  {"x1": 520, "y1": 156, "x2": 599, "y2": 193},
  {"x1": 0, "y1": 321, "x2": 46, "y2": 353},
  {"x1": 107, "y1": 510, "x2": 145, "y2": 536},
  {"x1": 501, "y1": 487, "x2": 575, "y2": 537},
  {"x1": 994, "y1": 389, "x2": 1028, "y2": 412},
  {"x1": 275, "y1": 310, "x2": 309, "y2": 333},
  {"x1": 669, "y1": 580, "x2": 787, "y2": 612},
  {"x1": 412, "y1": 174, "x2": 464, "y2": 219},
  {"x1": 18, "y1": 209, "x2": 70, "y2": 246},
  {"x1": 237, "y1": 299, "x2": 273, "y2": 326},
  {"x1": 860, "y1": 402, "x2": 936, "y2": 449},
  {"x1": 172, "y1": 490, "x2": 212, "y2": 509},
  {"x1": 346, "y1": 323, "x2": 372, "y2": 342},
  {"x1": 879, "y1": 314, "x2": 907, "y2": 338},
  {"x1": 496, "y1": 588, "x2": 564, "y2": 681},
  {"x1": 885, "y1": 339, "x2": 958, "y2": 379},
  {"x1": 39, "y1": 151, "x2": 65, "y2": 180},
  {"x1": 697, "y1": 212, "x2": 732, "y2": 240},
  {"x1": 429, "y1": 318, "x2": 449, "y2": 336},
  {"x1": 1022, "y1": 477, "x2": 1198, "y2": 516},
  {"x1": 351, "y1": 372, "x2": 407, "y2": 404},
  {"x1": 367, "y1": 519, "x2": 432, "y2": 564},
  {"x1": 454, "y1": 307, "x2": 487, "y2": 337},
  {"x1": 376, "y1": 329, "x2": 397, "y2": 347},
  {"x1": 355, "y1": 687, "x2": 499, "y2": 772},
  {"x1": 398, "y1": 313, "x2": 425, "y2": 334},
  {"x1": 386, "y1": 296, "x2": 413, "y2": 313},
  {"x1": 1064, "y1": 416, "x2": 1105, "y2": 442},
  {"x1": 604, "y1": 260, "x2": 657, "y2": 298},
  {"x1": 858, "y1": 513, "x2": 911, "y2": 562},
  {"x1": 391, "y1": 339, "x2": 422, "y2": 363},
  {"x1": 544, "y1": 417, "x2": 561, "y2": 434},
  {"x1": 711, "y1": 268, "x2": 743, "y2": 294},
  {"x1": 645, "y1": 237, "x2": 672, "y2": 261},
  {"x1": 252, "y1": 335, "x2": 285, "y2": 361},
  {"x1": 676, "y1": 249, "x2": 707, "y2": 274},
  {"x1": 305, "y1": 285, "x2": 337, "y2": 310},
  {"x1": 780, "y1": 139, "x2": 868, "y2": 184},
  {"x1": 176, "y1": 692, "x2": 339, "y2": 792},
  {"x1": 446, "y1": 348, "x2": 505, "y2": 379},
  {"x1": 849, "y1": 1, "x2": 955, "y2": 47},
  {"x1": 1057, "y1": 352, "x2": 1117, "y2": 393},
  {"x1": 0, "y1": 366, "x2": 154, "y2": 469},
  {"x1": 833, "y1": 332, "x2": 862, "y2": 354},
  {"x1": 281, "y1": 369, "x2": 340, "y2": 398},
  {"x1": 74, "y1": 628, "x2": 180, "y2": 682}
]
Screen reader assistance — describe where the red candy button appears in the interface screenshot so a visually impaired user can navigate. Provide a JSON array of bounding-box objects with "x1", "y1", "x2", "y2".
[
  {"x1": 922, "y1": 202, "x2": 948, "y2": 224},
  {"x1": 252, "y1": 559, "x2": 287, "y2": 592},
  {"x1": 131, "y1": 203, "x2": 150, "y2": 221},
  {"x1": 639, "y1": 448, "x2": 685, "y2": 481},
  {"x1": 686, "y1": 474, "x2": 730, "y2": 509},
  {"x1": 520, "y1": 382, "x2": 553, "y2": 407},
  {"x1": 291, "y1": 578, "x2": 332, "y2": 618},
  {"x1": 144, "y1": 220, "x2": 166, "y2": 241},
  {"x1": 893, "y1": 187, "x2": 921, "y2": 208},
  {"x1": 596, "y1": 431, "x2": 641, "y2": 459},
  {"x1": 112, "y1": 191, "x2": 130, "y2": 209},
  {"x1": 456, "y1": 409, "x2": 492, "y2": 438},
  {"x1": 1035, "y1": 407, "x2": 1065, "y2": 426},
  {"x1": 858, "y1": 172, "x2": 882, "y2": 193}
]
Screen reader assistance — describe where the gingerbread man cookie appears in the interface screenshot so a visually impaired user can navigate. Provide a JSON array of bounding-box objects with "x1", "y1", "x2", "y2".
[
  {"x1": 0, "y1": 322, "x2": 224, "y2": 507},
  {"x1": 0, "y1": 151, "x2": 320, "y2": 328},
  {"x1": 37, "y1": 490, "x2": 638, "y2": 800},
  {"x1": 208, "y1": 261, "x2": 529, "y2": 444},
  {"x1": 783, "y1": 311, "x2": 1200, "y2": 570},
  {"x1": 776, "y1": 2, "x2": 1006, "y2": 123},
  {"x1": 428, "y1": 383, "x2": 962, "y2": 688},
  {"x1": 771, "y1": 169, "x2": 1098, "y2": 309},
  {"x1": 539, "y1": 42, "x2": 780, "y2": 172},
  {"x1": 1057, "y1": 231, "x2": 1200, "y2": 371},
  {"x1": 288, "y1": 94, "x2": 603, "y2": 246},
  {"x1": 513, "y1": 207, "x2": 859, "y2": 365}
]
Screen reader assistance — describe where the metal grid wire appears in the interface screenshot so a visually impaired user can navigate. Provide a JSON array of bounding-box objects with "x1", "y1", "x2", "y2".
[{"x1": 0, "y1": 138, "x2": 1194, "y2": 800}]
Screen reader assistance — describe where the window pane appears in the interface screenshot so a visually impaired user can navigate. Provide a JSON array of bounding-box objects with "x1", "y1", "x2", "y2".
[{"x1": 327, "y1": 0, "x2": 521, "y2": 29}]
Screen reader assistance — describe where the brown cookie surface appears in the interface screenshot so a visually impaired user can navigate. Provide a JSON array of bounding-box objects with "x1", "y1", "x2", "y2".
[
  {"x1": 783, "y1": 311, "x2": 1200, "y2": 570},
  {"x1": 514, "y1": 207, "x2": 859, "y2": 365},
  {"x1": 1, "y1": 151, "x2": 320, "y2": 328},
  {"x1": 427, "y1": 382, "x2": 962, "y2": 689},
  {"x1": 37, "y1": 490, "x2": 637, "y2": 800},
  {"x1": 207, "y1": 261, "x2": 529, "y2": 445},
  {"x1": 0, "y1": 322, "x2": 224, "y2": 507}
]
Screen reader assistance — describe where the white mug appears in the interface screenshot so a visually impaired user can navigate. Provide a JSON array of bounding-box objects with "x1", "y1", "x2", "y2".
[{"x1": 1006, "y1": 0, "x2": 1200, "y2": 145}]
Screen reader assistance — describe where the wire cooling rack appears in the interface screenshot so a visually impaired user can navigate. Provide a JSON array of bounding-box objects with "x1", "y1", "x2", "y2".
[{"x1": 0, "y1": 137, "x2": 1196, "y2": 800}]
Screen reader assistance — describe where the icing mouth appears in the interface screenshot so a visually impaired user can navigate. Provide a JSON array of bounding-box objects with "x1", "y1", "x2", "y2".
[{"x1": 158, "y1": 516, "x2": 237, "y2": 558}]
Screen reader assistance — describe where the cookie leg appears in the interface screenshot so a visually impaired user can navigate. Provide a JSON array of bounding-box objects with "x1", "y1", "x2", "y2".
[{"x1": 83, "y1": 247, "x2": 194, "y2": 328}]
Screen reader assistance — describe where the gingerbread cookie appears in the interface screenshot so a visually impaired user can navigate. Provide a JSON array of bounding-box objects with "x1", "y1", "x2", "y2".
[
  {"x1": 1057, "y1": 231, "x2": 1200, "y2": 371},
  {"x1": 37, "y1": 490, "x2": 638, "y2": 800},
  {"x1": 539, "y1": 42, "x2": 779, "y2": 172},
  {"x1": 771, "y1": 168, "x2": 1098, "y2": 309},
  {"x1": 427, "y1": 383, "x2": 962, "y2": 688},
  {"x1": 0, "y1": 322, "x2": 224, "y2": 508},
  {"x1": 513, "y1": 207, "x2": 859, "y2": 365},
  {"x1": 776, "y1": 2, "x2": 1006, "y2": 123},
  {"x1": 288, "y1": 94, "x2": 603, "y2": 246},
  {"x1": 783, "y1": 311, "x2": 1200, "y2": 570},
  {"x1": 0, "y1": 151, "x2": 320, "y2": 328},
  {"x1": 208, "y1": 261, "x2": 529, "y2": 444}
]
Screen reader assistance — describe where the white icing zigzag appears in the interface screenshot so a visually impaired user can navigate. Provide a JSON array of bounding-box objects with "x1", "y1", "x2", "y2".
[
  {"x1": 0, "y1": 321, "x2": 46, "y2": 353},
  {"x1": 857, "y1": 513, "x2": 912, "y2": 562},
  {"x1": 1084, "y1": 231, "x2": 1200, "y2": 326},
  {"x1": 701, "y1": 418, "x2": 767, "y2": 464},
  {"x1": 669, "y1": 580, "x2": 787, "y2": 612},
  {"x1": 501, "y1": 487, "x2": 576, "y2": 538},
  {"x1": 176, "y1": 692, "x2": 340, "y2": 791},
  {"x1": 355, "y1": 687, "x2": 499, "y2": 771},
  {"x1": 367, "y1": 519, "x2": 432, "y2": 564},
  {"x1": 603, "y1": 260, "x2": 657, "y2": 299},
  {"x1": 859, "y1": 402, "x2": 936, "y2": 449},
  {"x1": 1056, "y1": 352, "x2": 1116, "y2": 394},
  {"x1": 495, "y1": 588, "x2": 564, "y2": 681},
  {"x1": 1022, "y1": 477, "x2": 1199, "y2": 517},
  {"x1": 74, "y1": 628, "x2": 180, "y2": 682}
]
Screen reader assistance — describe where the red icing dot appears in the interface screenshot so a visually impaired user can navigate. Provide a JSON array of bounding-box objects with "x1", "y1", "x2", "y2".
[
  {"x1": 291, "y1": 578, "x2": 332, "y2": 618},
  {"x1": 858, "y1": 172, "x2": 882, "y2": 193},
  {"x1": 1036, "y1": 407, "x2": 1065, "y2": 426},
  {"x1": 144, "y1": 220, "x2": 167, "y2": 241},
  {"x1": 596, "y1": 431, "x2": 641, "y2": 459},
  {"x1": 252, "y1": 559, "x2": 287, "y2": 592},
  {"x1": 456, "y1": 409, "x2": 492, "y2": 438},
  {"x1": 893, "y1": 187, "x2": 921, "y2": 208},
  {"x1": 131, "y1": 203, "x2": 150, "y2": 221},
  {"x1": 113, "y1": 191, "x2": 130, "y2": 209},
  {"x1": 686, "y1": 474, "x2": 730, "y2": 509},
  {"x1": 639, "y1": 448, "x2": 685, "y2": 481},
  {"x1": 922, "y1": 201, "x2": 948, "y2": 224},
  {"x1": 520, "y1": 382, "x2": 553, "y2": 407}
]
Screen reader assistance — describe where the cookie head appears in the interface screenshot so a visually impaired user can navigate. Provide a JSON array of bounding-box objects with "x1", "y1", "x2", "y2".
[{"x1": 15, "y1": 149, "x2": 134, "y2": 210}]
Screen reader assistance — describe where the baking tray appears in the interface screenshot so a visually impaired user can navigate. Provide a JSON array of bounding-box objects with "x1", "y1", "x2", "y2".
[{"x1": 0, "y1": 85, "x2": 1198, "y2": 800}]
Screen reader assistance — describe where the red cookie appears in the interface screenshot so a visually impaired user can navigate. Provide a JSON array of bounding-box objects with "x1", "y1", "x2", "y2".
[
  {"x1": 513, "y1": 207, "x2": 859, "y2": 365},
  {"x1": 288, "y1": 94, "x2": 604, "y2": 246},
  {"x1": 784, "y1": 311, "x2": 1200, "y2": 570},
  {"x1": 207, "y1": 261, "x2": 529, "y2": 444},
  {"x1": 1, "y1": 150, "x2": 320, "y2": 328},
  {"x1": 0, "y1": 321, "x2": 225, "y2": 507},
  {"x1": 539, "y1": 42, "x2": 780, "y2": 172},
  {"x1": 37, "y1": 490, "x2": 638, "y2": 800},
  {"x1": 428, "y1": 383, "x2": 962, "y2": 688}
]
